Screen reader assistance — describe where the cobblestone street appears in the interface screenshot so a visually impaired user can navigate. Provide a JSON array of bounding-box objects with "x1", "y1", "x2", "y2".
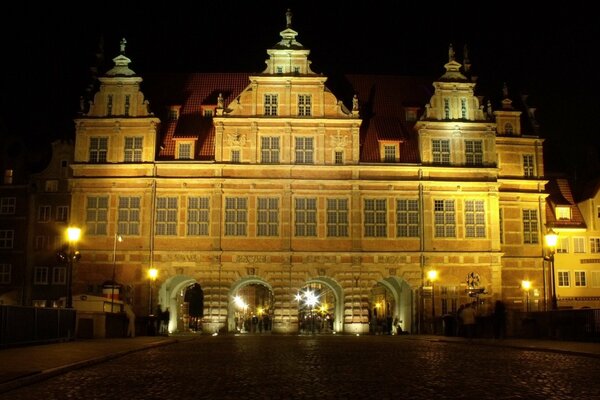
[{"x1": 2, "y1": 335, "x2": 599, "y2": 399}]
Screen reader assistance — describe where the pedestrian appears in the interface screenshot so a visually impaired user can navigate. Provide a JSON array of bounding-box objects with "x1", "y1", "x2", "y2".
[
  {"x1": 124, "y1": 303, "x2": 136, "y2": 338},
  {"x1": 493, "y1": 300, "x2": 506, "y2": 339},
  {"x1": 460, "y1": 302, "x2": 477, "y2": 341}
]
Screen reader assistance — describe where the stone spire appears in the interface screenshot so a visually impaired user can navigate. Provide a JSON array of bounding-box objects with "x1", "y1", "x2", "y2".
[
  {"x1": 273, "y1": 9, "x2": 303, "y2": 49},
  {"x1": 439, "y1": 43, "x2": 467, "y2": 82},
  {"x1": 105, "y1": 37, "x2": 136, "y2": 76},
  {"x1": 501, "y1": 82, "x2": 514, "y2": 110}
]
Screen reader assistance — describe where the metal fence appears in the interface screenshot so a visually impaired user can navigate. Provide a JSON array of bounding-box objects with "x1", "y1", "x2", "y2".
[{"x1": 0, "y1": 305, "x2": 76, "y2": 348}]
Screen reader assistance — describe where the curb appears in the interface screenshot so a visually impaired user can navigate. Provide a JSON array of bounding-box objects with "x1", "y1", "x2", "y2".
[{"x1": 0, "y1": 338, "x2": 180, "y2": 395}]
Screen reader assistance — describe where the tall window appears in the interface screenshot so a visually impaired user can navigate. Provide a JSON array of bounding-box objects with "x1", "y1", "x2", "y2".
[
  {"x1": 465, "y1": 200, "x2": 485, "y2": 238},
  {"x1": 557, "y1": 271, "x2": 570, "y2": 287},
  {"x1": 384, "y1": 145, "x2": 396, "y2": 162},
  {"x1": 396, "y1": 199, "x2": 419, "y2": 237},
  {"x1": 444, "y1": 98, "x2": 450, "y2": 119},
  {"x1": 124, "y1": 137, "x2": 143, "y2": 162},
  {"x1": 298, "y1": 94, "x2": 312, "y2": 116},
  {"x1": 523, "y1": 154, "x2": 534, "y2": 177},
  {"x1": 156, "y1": 197, "x2": 178, "y2": 236},
  {"x1": 295, "y1": 198, "x2": 317, "y2": 237},
  {"x1": 432, "y1": 139, "x2": 450, "y2": 164},
  {"x1": 327, "y1": 198, "x2": 348, "y2": 237},
  {"x1": 187, "y1": 197, "x2": 210, "y2": 236},
  {"x1": 465, "y1": 140, "x2": 483, "y2": 166},
  {"x1": 86, "y1": 196, "x2": 108, "y2": 235},
  {"x1": 261, "y1": 137, "x2": 280, "y2": 163},
  {"x1": 575, "y1": 271, "x2": 587, "y2": 287},
  {"x1": 264, "y1": 94, "x2": 278, "y2": 116},
  {"x1": 522, "y1": 209, "x2": 539, "y2": 244},
  {"x1": 34, "y1": 266, "x2": 48, "y2": 285},
  {"x1": 225, "y1": 197, "x2": 247, "y2": 236},
  {"x1": 52, "y1": 267, "x2": 67, "y2": 285},
  {"x1": 56, "y1": 206, "x2": 69, "y2": 222},
  {"x1": 178, "y1": 143, "x2": 192, "y2": 159},
  {"x1": 124, "y1": 95, "x2": 130, "y2": 116},
  {"x1": 364, "y1": 199, "x2": 387, "y2": 237},
  {"x1": 499, "y1": 208, "x2": 504, "y2": 244},
  {"x1": 38, "y1": 205, "x2": 51, "y2": 222},
  {"x1": 89, "y1": 137, "x2": 108, "y2": 163},
  {"x1": 107, "y1": 94, "x2": 113, "y2": 116},
  {"x1": 35, "y1": 236, "x2": 49, "y2": 250},
  {"x1": 295, "y1": 137, "x2": 314, "y2": 164},
  {"x1": 0, "y1": 197, "x2": 15, "y2": 214},
  {"x1": 334, "y1": 151, "x2": 344, "y2": 165},
  {"x1": 0, "y1": 230, "x2": 15, "y2": 249},
  {"x1": 557, "y1": 237, "x2": 569, "y2": 253},
  {"x1": 590, "y1": 238, "x2": 600, "y2": 253},
  {"x1": 460, "y1": 98, "x2": 467, "y2": 119},
  {"x1": 257, "y1": 198, "x2": 279, "y2": 236},
  {"x1": 592, "y1": 271, "x2": 600, "y2": 288},
  {"x1": 434, "y1": 200, "x2": 456, "y2": 237},
  {"x1": 231, "y1": 149, "x2": 241, "y2": 163},
  {"x1": 0, "y1": 264, "x2": 11, "y2": 284},
  {"x1": 573, "y1": 237, "x2": 585, "y2": 253},
  {"x1": 118, "y1": 197, "x2": 141, "y2": 235}
]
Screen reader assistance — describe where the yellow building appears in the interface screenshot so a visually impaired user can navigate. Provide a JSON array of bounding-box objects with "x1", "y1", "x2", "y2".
[{"x1": 69, "y1": 12, "x2": 548, "y2": 334}]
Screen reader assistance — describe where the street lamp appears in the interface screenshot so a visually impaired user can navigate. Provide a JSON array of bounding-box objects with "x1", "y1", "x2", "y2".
[
  {"x1": 110, "y1": 233, "x2": 123, "y2": 313},
  {"x1": 148, "y1": 268, "x2": 158, "y2": 315},
  {"x1": 428, "y1": 270, "x2": 438, "y2": 334},
  {"x1": 544, "y1": 229, "x2": 558, "y2": 310},
  {"x1": 521, "y1": 280, "x2": 532, "y2": 312},
  {"x1": 65, "y1": 227, "x2": 81, "y2": 308}
]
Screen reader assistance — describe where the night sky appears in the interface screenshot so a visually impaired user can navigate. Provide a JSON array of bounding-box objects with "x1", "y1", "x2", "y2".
[{"x1": 2, "y1": 3, "x2": 598, "y2": 184}]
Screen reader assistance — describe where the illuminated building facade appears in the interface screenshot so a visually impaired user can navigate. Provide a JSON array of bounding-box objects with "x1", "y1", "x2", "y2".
[{"x1": 69, "y1": 12, "x2": 549, "y2": 334}]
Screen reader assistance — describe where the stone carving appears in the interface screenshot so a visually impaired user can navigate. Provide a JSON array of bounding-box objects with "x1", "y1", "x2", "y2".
[
  {"x1": 227, "y1": 131, "x2": 247, "y2": 147},
  {"x1": 332, "y1": 132, "x2": 348, "y2": 149},
  {"x1": 237, "y1": 255, "x2": 267, "y2": 263}
]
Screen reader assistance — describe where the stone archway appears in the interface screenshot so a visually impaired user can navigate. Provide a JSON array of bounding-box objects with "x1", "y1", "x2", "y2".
[
  {"x1": 228, "y1": 277, "x2": 274, "y2": 334},
  {"x1": 158, "y1": 275, "x2": 198, "y2": 334},
  {"x1": 298, "y1": 277, "x2": 344, "y2": 334},
  {"x1": 369, "y1": 277, "x2": 412, "y2": 334}
]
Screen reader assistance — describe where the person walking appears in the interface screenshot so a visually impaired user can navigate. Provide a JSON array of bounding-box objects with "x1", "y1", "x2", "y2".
[{"x1": 460, "y1": 302, "x2": 477, "y2": 341}]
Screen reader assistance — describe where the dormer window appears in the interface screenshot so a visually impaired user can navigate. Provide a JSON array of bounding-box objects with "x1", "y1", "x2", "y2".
[
  {"x1": 177, "y1": 142, "x2": 193, "y2": 160},
  {"x1": 384, "y1": 145, "x2": 396, "y2": 162},
  {"x1": 556, "y1": 206, "x2": 571, "y2": 220},
  {"x1": 204, "y1": 109, "x2": 213, "y2": 118},
  {"x1": 405, "y1": 108, "x2": 418, "y2": 122}
]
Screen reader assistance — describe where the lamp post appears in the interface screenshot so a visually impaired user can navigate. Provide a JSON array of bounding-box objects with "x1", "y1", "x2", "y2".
[
  {"x1": 427, "y1": 270, "x2": 438, "y2": 334},
  {"x1": 148, "y1": 268, "x2": 158, "y2": 315},
  {"x1": 521, "y1": 280, "x2": 532, "y2": 312},
  {"x1": 65, "y1": 227, "x2": 81, "y2": 308},
  {"x1": 544, "y1": 229, "x2": 558, "y2": 310},
  {"x1": 110, "y1": 233, "x2": 123, "y2": 313}
]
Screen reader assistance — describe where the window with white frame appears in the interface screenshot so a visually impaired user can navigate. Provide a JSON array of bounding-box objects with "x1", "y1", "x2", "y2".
[
  {"x1": 523, "y1": 154, "x2": 534, "y2": 177},
  {"x1": 434, "y1": 200, "x2": 456, "y2": 238},
  {"x1": 178, "y1": 143, "x2": 192, "y2": 160},
  {"x1": 573, "y1": 237, "x2": 585, "y2": 253},
  {"x1": 334, "y1": 151, "x2": 343, "y2": 165},
  {"x1": 86, "y1": 196, "x2": 108, "y2": 235},
  {"x1": 34, "y1": 266, "x2": 48, "y2": 285},
  {"x1": 261, "y1": 137, "x2": 280, "y2": 163},
  {"x1": 295, "y1": 198, "x2": 317, "y2": 237},
  {"x1": 556, "y1": 206, "x2": 571, "y2": 220},
  {"x1": 432, "y1": 139, "x2": 450, "y2": 164},
  {"x1": 295, "y1": 137, "x2": 314, "y2": 164},
  {"x1": 264, "y1": 94, "x2": 278, "y2": 116},
  {"x1": 52, "y1": 267, "x2": 67, "y2": 285},
  {"x1": 574, "y1": 271, "x2": 587, "y2": 287},
  {"x1": 327, "y1": 198, "x2": 348, "y2": 237},
  {"x1": 522, "y1": 209, "x2": 539, "y2": 244},
  {"x1": 118, "y1": 197, "x2": 141, "y2": 235},
  {"x1": 124, "y1": 137, "x2": 143, "y2": 162},
  {"x1": 590, "y1": 238, "x2": 600, "y2": 253},
  {"x1": 465, "y1": 200, "x2": 485, "y2": 238},
  {"x1": 0, "y1": 264, "x2": 11, "y2": 284},
  {"x1": 156, "y1": 197, "x2": 178, "y2": 236},
  {"x1": 0, "y1": 230, "x2": 14, "y2": 249},
  {"x1": 187, "y1": 197, "x2": 210, "y2": 236},
  {"x1": 396, "y1": 199, "x2": 419, "y2": 237},
  {"x1": 591, "y1": 271, "x2": 600, "y2": 288},
  {"x1": 225, "y1": 197, "x2": 247, "y2": 236},
  {"x1": 364, "y1": 199, "x2": 387, "y2": 238},
  {"x1": 383, "y1": 145, "x2": 396, "y2": 162},
  {"x1": 465, "y1": 140, "x2": 483, "y2": 166},
  {"x1": 45, "y1": 180, "x2": 59, "y2": 192},
  {"x1": 557, "y1": 271, "x2": 570, "y2": 287},
  {"x1": 298, "y1": 94, "x2": 312, "y2": 116},
  {"x1": 556, "y1": 237, "x2": 569, "y2": 253},
  {"x1": 38, "y1": 205, "x2": 51, "y2": 222},
  {"x1": 0, "y1": 197, "x2": 15, "y2": 214},
  {"x1": 231, "y1": 149, "x2": 241, "y2": 163},
  {"x1": 89, "y1": 137, "x2": 108, "y2": 163},
  {"x1": 56, "y1": 206, "x2": 69, "y2": 222},
  {"x1": 257, "y1": 198, "x2": 279, "y2": 236}
]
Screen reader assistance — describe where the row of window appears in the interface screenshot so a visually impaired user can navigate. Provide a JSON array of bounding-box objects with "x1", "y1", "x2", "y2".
[
  {"x1": 0, "y1": 200, "x2": 68, "y2": 221},
  {"x1": 556, "y1": 237, "x2": 600, "y2": 254},
  {"x1": 89, "y1": 137, "x2": 143, "y2": 163},
  {"x1": 263, "y1": 94, "x2": 312, "y2": 116},
  {"x1": 33, "y1": 266, "x2": 66, "y2": 285},
  {"x1": 557, "y1": 270, "x2": 600, "y2": 288},
  {"x1": 86, "y1": 195, "x2": 493, "y2": 239}
]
